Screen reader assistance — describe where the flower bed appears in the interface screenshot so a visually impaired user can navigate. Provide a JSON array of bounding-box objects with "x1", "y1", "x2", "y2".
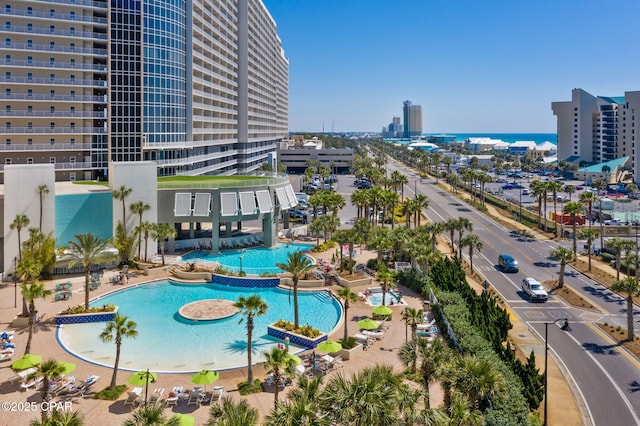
[
  {"x1": 55, "y1": 305, "x2": 118, "y2": 325},
  {"x1": 267, "y1": 322, "x2": 327, "y2": 349}
]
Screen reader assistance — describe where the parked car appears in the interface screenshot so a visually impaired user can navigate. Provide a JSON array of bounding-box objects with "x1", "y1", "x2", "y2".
[
  {"x1": 522, "y1": 188, "x2": 531, "y2": 195},
  {"x1": 498, "y1": 254, "x2": 519, "y2": 273},
  {"x1": 521, "y1": 277, "x2": 548, "y2": 302}
]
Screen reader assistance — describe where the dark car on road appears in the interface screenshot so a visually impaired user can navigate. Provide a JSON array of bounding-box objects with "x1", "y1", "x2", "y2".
[{"x1": 498, "y1": 254, "x2": 519, "y2": 273}]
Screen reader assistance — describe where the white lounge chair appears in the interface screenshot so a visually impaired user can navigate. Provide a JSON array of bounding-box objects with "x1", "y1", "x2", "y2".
[
  {"x1": 20, "y1": 376, "x2": 43, "y2": 391},
  {"x1": 417, "y1": 319, "x2": 436, "y2": 330},
  {"x1": 124, "y1": 387, "x2": 143, "y2": 407},
  {"x1": 362, "y1": 330, "x2": 385, "y2": 340},
  {"x1": 74, "y1": 375, "x2": 99, "y2": 396}
]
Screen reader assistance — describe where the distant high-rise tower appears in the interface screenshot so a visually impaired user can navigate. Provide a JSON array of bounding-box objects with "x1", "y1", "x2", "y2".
[{"x1": 403, "y1": 101, "x2": 423, "y2": 138}]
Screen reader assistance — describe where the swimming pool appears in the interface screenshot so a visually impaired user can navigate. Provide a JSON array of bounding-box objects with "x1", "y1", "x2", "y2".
[
  {"x1": 365, "y1": 290, "x2": 406, "y2": 307},
  {"x1": 57, "y1": 280, "x2": 342, "y2": 373},
  {"x1": 181, "y1": 243, "x2": 315, "y2": 274}
]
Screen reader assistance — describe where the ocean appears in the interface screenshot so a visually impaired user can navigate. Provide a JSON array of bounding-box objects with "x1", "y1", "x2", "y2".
[{"x1": 425, "y1": 133, "x2": 557, "y2": 145}]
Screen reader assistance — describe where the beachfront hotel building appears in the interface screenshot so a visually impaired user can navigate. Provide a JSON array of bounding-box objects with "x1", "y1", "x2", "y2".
[
  {"x1": 0, "y1": 0, "x2": 288, "y2": 183},
  {"x1": 403, "y1": 100, "x2": 422, "y2": 138},
  {"x1": 552, "y1": 89, "x2": 640, "y2": 183}
]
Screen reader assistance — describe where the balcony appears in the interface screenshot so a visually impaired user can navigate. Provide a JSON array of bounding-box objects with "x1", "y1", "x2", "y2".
[
  {"x1": 5, "y1": 58, "x2": 107, "y2": 72},
  {"x1": 4, "y1": 41, "x2": 107, "y2": 55},
  {"x1": 5, "y1": 76, "x2": 107, "y2": 87},
  {"x1": 0, "y1": 142, "x2": 92, "y2": 151},
  {"x1": 0, "y1": 110, "x2": 107, "y2": 118},
  {"x1": 0, "y1": 126, "x2": 106, "y2": 134},
  {"x1": 0, "y1": 94, "x2": 107, "y2": 102},
  {"x1": 0, "y1": 9, "x2": 108, "y2": 25},
  {"x1": 2, "y1": 24, "x2": 108, "y2": 40}
]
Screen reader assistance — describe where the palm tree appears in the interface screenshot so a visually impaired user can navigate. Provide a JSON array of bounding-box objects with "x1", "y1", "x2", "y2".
[
  {"x1": 29, "y1": 409, "x2": 83, "y2": 426},
  {"x1": 402, "y1": 307, "x2": 424, "y2": 341},
  {"x1": 579, "y1": 190, "x2": 598, "y2": 229},
  {"x1": 112, "y1": 185, "x2": 133, "y2": 234},
  {"x1": 456, "y1": 218, "x2": 473, "y2": 261},
  {"x1": 563, "y1": 201, "x2": 583, "y2": 256},
  {"x1": 564, "y1": 184, "x2": 576, "y2": 201},
  {"x1": 447, "y1": 393, "x2": 484, "y2": 426},
  {"x1": 276, "y1": 251, "x2": 314, "y2": 329},
  {"x1": 422, "y1": 222, "x2": 444, "y2": 253},
  {"x1": 59, "y1": 233, "x2": 117, "y2": 309},
  {"x1": 130, "y1": 201, "x2": 151, "y2": 260},
  {"x1": 37, "y1": 184, "x2": 49, "y2": 232},
  {"x1": 265, "y1": 376, "x2": 325, "y2": 426},
  {"x1": 576, "y1": 228, "x2": 600, "y2": 272},
  {"x1": 444, "y1": 218, "x2": 460, "y2": 255},
  {"x1": 233, "y1": 295, "x2": 268, "y2": 385},
  {"x1": 138, "y1": 222, "x2": 155, "y2": 262},
  {"x1": 529, "y1": 180, "x2": 545, "y2": 229},
  {"x1": 262, "y1": 347, "x2": 297, "y2": 408},
  {"x1": 336, "y1": 287, "x2": 358, "y2": 342},
  {"x1": 611, "y1": 277, "x2": 640, "y2": 341},
  {"x1": 27, "y1": 359, "x2": 66, "y2": 423},
  {"x1": 609, "y1": 238, "x2": 635, "y2": 281},
  {"x1": 151, "y1": 223, "x2": 177, "y2": 266},
  {"x1": 207, "y1": 396, "x2": 260, "y2": 426},
  {"x1": 99, "y1": 314, "x2": 138, "y2": 390},
  {"x1": 10, "y1": 213, "x2": 30, "y2": 260},
  {"x1": 22, "y1": 282, "x2": 52, "y2": 355},
  {"x1": 413, "y1": 194, "x2": 429, "y2": 226},
  {"x1": 453, "y1": 354, "x2": 507, "y2": 410},
  {"x1": 549, "y1": 246, "x2": 574, "y2": 288},
  {"x1": 548, "y1": 181, "x2": 564, "y2": 237},
  {"x1": 376, "y1": 267, "x2": 396, "y2": 307},
  {"x1": 124, "y1": 403, "x2": 179, "y2": 426},
  {"x1": 460, "y1": 233, "x2": 483, "y2": 271}
]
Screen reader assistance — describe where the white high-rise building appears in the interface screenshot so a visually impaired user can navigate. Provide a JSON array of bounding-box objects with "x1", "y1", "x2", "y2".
[{"x1": 0, "y1": 0, "x2": 288, "y2": 182}]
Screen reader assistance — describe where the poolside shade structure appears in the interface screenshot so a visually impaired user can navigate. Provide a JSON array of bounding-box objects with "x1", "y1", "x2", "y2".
[
  {"x1": 59, "y1": 362, "x2": 76, "y2": 376},
  {"x1": 316, "y1": 339, "x2": 342, "y2": 354},
  {"x1": 255, "y1": 190, "x2": 273, "y2": 213},
  {"x1": 239, "y1": 191, "x2": 258, "y2": 215},
  {"x1": 171, "y1": 413, "x2": 195, "y2": 426},
  {"x1": 372, "y1": 306, "x2": 393, "y2": 316},
  {"x1": 284, "y1": 184, "x2": 298, "y2": 207},
  {"x1": 193, "y1": 193, "x2": 211, "y2": 216},
  {"x1": 174, "y1": 193, "x2": 193, "y2": 216},
  {"x1": 11, "y1": 354, "x2": 41, "y2": 371},
  {"x1": 220, "y1": 192, "x2": 239, "y2": 216},
  {"x1": 276, "y1": 186, "x2": 297, "y2": 209},
  {"x1": 286, "y1": 353, "x2": 302, "y2": 365},
  {"x1": 128, "y1": 369, "x2": 157, "y2": 405},
  {"x1": 357, "y1": 318, "x2": 380, "y2": 331},
  {"x1": 190, "y1": 369, "x2": 219, "y2": 392}
]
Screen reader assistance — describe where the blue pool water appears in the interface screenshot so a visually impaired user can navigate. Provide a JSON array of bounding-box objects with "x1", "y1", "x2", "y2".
[
  {"x1": 366, "y1": 291, "x2": 405, "y2": 307},
  {"x1": 181, "y1": 243, "x2": 315, "y2": 274},
  {"x1": 57, "y1": 280, "x2": 342, "y2": 373}
]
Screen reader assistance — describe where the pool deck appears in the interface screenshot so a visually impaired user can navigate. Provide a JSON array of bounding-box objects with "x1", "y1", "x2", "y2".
[{"x1": 0, "y1": 246, "x2": 438, "y2": 425}]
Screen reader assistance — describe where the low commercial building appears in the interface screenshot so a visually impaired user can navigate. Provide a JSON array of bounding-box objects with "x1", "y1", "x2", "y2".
[{"x1": 277, "y1": 137, "x2": 353, "y2": 173}]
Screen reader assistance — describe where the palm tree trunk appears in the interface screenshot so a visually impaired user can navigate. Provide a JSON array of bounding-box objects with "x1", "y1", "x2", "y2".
[
  {"x1": 247, "y1": 320, "x2": 254, "y2": 383},
  {"x1": 343, "y1": 304, "x2": 349, "y2": 342},
  {"x1": 559, "y1": 261, "x2": 565, "y2": 287},
  {"x1": 84, "y1": 268, "x2": 91, "y2": 309},
  {"x1": 41, "y1": 379, "x2": 51, "y2": 422},
  {"x1": 293, "y1": 280, "x2": 299, "y2": 328},
  {"x1": 628, "y1": 296, "x2": 635, "y2": 341},
  {"x1": 25, "y1": 311, "x2": 35, "y2": 355},
  {"x1": 144, "y1": 236, "x2": 149, "y2": 262},
  {"x1": 587, "y1": 242, "x2": 592, "y2": 271},
  {"x1": 111, "y1": 342, "x2": 121, "y2": 390},
  {"x1": 572, "y1": 222, "x2": 577, "y2": 255}
]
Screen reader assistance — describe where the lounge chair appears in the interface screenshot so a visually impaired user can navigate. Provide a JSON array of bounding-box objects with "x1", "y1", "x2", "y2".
[
  {"x1": 55, "y1": 282, "x2": 72, "y2": 291},
  {"x1": 417, "y1": 319, "x2": 436, "y2": 330},
  {"x1": 55, "y1": 291, "x2": 72, "y2": 301},
  {"x1": 354, "y1": 333, "x2": 374, "y2": 343},
  {"x1": 165, "y1": 388, "x2": 181, "y2": 407},
  {"x1": 9, "y1": 367, "x2": 36, "y2": 383},
  {"x1": 212, "y1": 385, "x2": 224, "y2": 402},
  {"x1": 362, "y1": 330, "x2": 385, "y2": 340},
  {"x1": 187, "y1": 391, "x2": 201, "y2": 406},
  {"x1": 124, "y1": 387, "x2": 143, "y2": 407},
  {"x1": 73, "y1": 375, "x2": 99, "y2": 397},
  {"x1": 0, "y1": 352, "x2": 13, "y2": 362},
  {"x1": 20, "y1": 376, "x2": 43, "y2": 391},
  {"x1": 148, "y1": 388, "x2": 165, "y2": 404}
]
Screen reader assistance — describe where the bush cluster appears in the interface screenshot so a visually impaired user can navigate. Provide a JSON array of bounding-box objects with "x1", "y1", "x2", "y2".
[
  {"x1": 59, "y1": 304, "x2": 116, "y2": 315},
  {"x1": 272, "y1": 319, "x2": 322, "y2": 338}
]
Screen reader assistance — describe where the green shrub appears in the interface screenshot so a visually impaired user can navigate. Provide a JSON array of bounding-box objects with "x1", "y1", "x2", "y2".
[
  {"x1": 94, "y1": 384, "x2": 127, "y2": 400},
  {"x1": 366, "y1": 258, "x2": 378, "y2": 271},
  {"x1": 272, "y1": 319, "x2": 322, "y2": 338},
  {"x1": 311, "y1": 241, "x2": 336, "y2": 253},
  {"x1": 59, "y1": 304, "x2": 116, "y2": 315},
  {"x1": 339, "y1": 336, "x2": 358, "y2": 349},
  {"x1": 238, "y1": 379, "x2": 262, "y2": 395}
]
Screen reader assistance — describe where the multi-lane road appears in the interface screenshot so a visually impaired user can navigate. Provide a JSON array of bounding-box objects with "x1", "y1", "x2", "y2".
[{"x1": 384, "y1": 159, "x2": 640, "y2": 426}]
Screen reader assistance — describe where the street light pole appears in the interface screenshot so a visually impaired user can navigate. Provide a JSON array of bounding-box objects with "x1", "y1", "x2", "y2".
[
  {"x1": 13, "y1": 256, "x2": 17, "y2": 308},
  {"x1": 544, "y1": 318, "x2": 571, "y2": 426}
]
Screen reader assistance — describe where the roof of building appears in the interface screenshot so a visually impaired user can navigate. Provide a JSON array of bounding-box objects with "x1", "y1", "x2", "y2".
[
  {"x1": 598, "y1": 96, "x2": 625, "y2": 104},
  {"x1": 510, "y1": 141, "x2": 538, "y2": 149},
  {"x1": 578, "y1": 156, "x2": 629, "y2": 173},
  {"x1": 536, "y1": 141, "x2": 557, "y2": 151}
]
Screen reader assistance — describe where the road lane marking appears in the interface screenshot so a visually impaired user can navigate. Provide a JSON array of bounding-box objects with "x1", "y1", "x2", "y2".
[{"x1": 586, "y1": 323, "x2": 640, "y2": 370}]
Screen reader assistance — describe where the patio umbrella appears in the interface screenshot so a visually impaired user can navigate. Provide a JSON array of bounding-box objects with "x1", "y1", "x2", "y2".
[
  {"x1": 190, "y1": 369, "x2": 219, "y2": 392},
  {"x1": 171, "y1": 414, "x2": 195, "y2": 426},
  {"x1": 59, "y1": 362, "x2": 76, "y2": 376},
  {"x1": 11, "y1": 354, "x2": 41, "y2": 371},
  {"x1": 316, "y1": 339, "x2": 342, "y2": 354},
  {"x1": 286, "y1": 353, "x2": 302, "y2": 365},
  {"x1": 128, "y1": 369, "x2": 157, "y2": 404},
  {"x1": 372, "y1": 305, "x2": 393, "y2": 316},
  {"x1": 357, "y1": 318, "x2": 380, "y2": 331}
]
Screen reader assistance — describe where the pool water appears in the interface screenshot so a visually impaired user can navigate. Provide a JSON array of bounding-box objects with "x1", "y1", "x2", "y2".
[
  {"x1": 181, "y1": 243, "x2": 315, "y2": 274},
  {"x1": 366, "y1": 291, "x2": 405, "y2": 306},
  {"x1": 57, "y1": 280, "x2": 342, "y2": 373}
]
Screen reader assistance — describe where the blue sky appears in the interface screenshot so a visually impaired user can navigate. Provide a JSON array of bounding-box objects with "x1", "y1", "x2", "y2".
[{"x1": 263, "y1": 0, "x2": 640, "y2": 133}]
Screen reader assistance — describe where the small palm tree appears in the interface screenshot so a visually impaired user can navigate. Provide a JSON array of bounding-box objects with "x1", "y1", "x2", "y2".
[
  {"x1": 99, "y1": 314, "x2": 138, "y2": 390},
  {"x1": 453, "y1": 354, "x2": 507, "y2": 410},
  {"x1": 124, "y1": 402, "x2": 179, "y2": 426},
  {"x1": 265, "y1": 376, "x2": 324, "y2": 425},
  {"x1": 234, "y1": 295, "x2": 268, "y2": 384},
  {"x1": 563, "y1": 201, "x2": 584, "y2": 256},
  {"x1": 29, "y1": 409, "x2": 83, "y2": 426},
  {"x1": 22, "y1": 282, "x2": 52, "y2": 355},
  {"x1": 10, "y1": 213, "x2": 30, "y2": 260},
  {"x1": 112, "y1": 185, "x2": 133, "y2": 235},
  {"x1": 611, "y1": 277, "x2": 640, "y2": 341},
  {"x1": 549, "y1": 246, "x2": 575, "y2": 288},
  {"x1": 37, "y1": 184, "x2": 50, "y2": 232},
  {"x1": 336, "y1": 287, "x2": 358, "y2": 342},
  {"x1": 207, "y1": 396, "x2": 260, "y2": 426},
  {"x1": 262, "y1": 347, "x2": 297, "y2": 408},
  {"x1": 401, "y1": 307, "x2": 424, "y2": 341},
  {"x1": 376, "y1": 267, "x2": 396, "y2": 307},
  {"x1": 276, "y1": 251, "x2": 314, "y2": 329},
  {"x1": 130, "y1": 201, "x2": 151, "y2": 260},
  {"x1": 460, "y1": 233, "x2": 483, "y2": 271},
  {"x1": 576, "y1": 228, "x2": 600, "y2": 272},
  {"x1": 27, "y1": 359, "x2": 66, "y2": 423},
  {"x1": 138, "y1": 221, "x2": 155, "y2": 262},
  {"x1": 59, "y1": 233, "x2": 118, "y2": 309},
  {"x1": 151, "y1": 223, "x2": 177, "y2": 266}
]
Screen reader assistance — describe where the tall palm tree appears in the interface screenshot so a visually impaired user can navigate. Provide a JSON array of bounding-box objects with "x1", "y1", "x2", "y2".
[
  {"x1": 336, "y1": 287, "x2": 358, "y2": 342},
  {"x1": 576, "y1": 228, "x2": 600, "y2": 272},
  {"x1": 276, "y1": 251, "x2": 314, "y2": 329},
  {"x1": 563, "y1": 201, "x2": 584, "y2": 256},
  {"x1": 453, "y1": 354, "x2": 507, "y2": 410},
  {"x1": 548, "y1": 181, "x2": 564, "y2": 237},
  {"x1": 265, "y1": 376, "x2": 325, "y2": 426},
  {"x1": 112, "y1": 185, "x2": 133, "y2": 234},
  {"x1": 22, "y1": 282, "x2": 52, "y2": 355},
  {"x1": 563, "y1": 184, "x2": 576, "y2": 201},
  {"x1": 376, "y1": 267, "x2": 396, "y2": 307},
  {"x1": 151, "y1": 223, "x2": 177, "y2": 266},
  {"x1": 608, "y1": 238, "x2": 635, "y2": 281},
  {"x1": 579, "y1": 190, "x2": 598, "y2": 229},
  {"x1": 60, "y1": 233, "x2": 117, "y2": 309},
  {"x1": 549, "y1": 246, "x2": 574, "y2": 288},
  {"x1": 233, "y1": 294, "x2": 268, "y2": 384},
  {"x1": 444, "y1": 218, "x2": 460, "y2": 255},
  {"x1": 417, "y1": 337, "x2": 450, "y2": 408},
  {"x1": 413, "y1": 194, "x2": 429, "y2": 226},
  {"x1": 27, "y1": 359, "x2": 66, "y2": 423},
  {"x1": 124, "y1": 403, "x2": 179, "y2": 426},
  {"x1": 460, "y1": 233, "x2": 483, "y2": 271},
  {"x1": 262, "y1": 347, "x2": 297, "y2": 408},
  {"x1": 99, "y1": 314, "x2": 138, "y2": 390},
  {"x1": 422, "y1": 222, "x2": 444, "y2": 253},
  {"x1": 130, "y1": 201, "x2": 151, "y2": 260},
  {"x1": 207, "y1": 396, "x2": 260, "y2": 426},
  {"x1": 10, "y1": 213, "x2": 30, "y2": 260},
  {"x1": 529, "y1": 180, "x2": 545, "y2": 229},
  {"x1": 138, "y1": 222, "x2": 155, "y2": 262},
  {"x1": 37, "y1": 184, "x2": 49, "y2": 232},
  {"x1": 402, "y1": 307, "x2": 424, "y2": 341},
  {"x1": 611, "y1": 277, "x2": 640, "y2": 341},
  {"x1": 457, "y1": 218, "x2": 473, "y2": 261}
]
